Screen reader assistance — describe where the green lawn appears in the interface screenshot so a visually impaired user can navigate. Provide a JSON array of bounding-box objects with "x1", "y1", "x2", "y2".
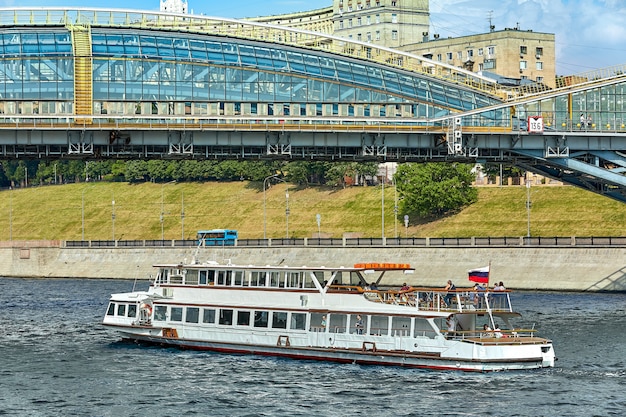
[{"x1": 1, "y1": 182, "x2": 625, "y2": 241}]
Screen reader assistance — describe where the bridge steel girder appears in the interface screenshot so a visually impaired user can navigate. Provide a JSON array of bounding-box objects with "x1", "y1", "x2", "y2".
[
  {"x1": 511, "y1": 148, "x2": 626, "y2": 203},
  {"x1": 2, "y1": 127, "x2": 626, "y2": 202}
]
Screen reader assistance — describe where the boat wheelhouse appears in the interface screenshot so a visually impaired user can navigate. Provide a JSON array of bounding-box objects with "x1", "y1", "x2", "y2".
[{"x1": 103, "y1": 260, "x2": 556, "y2": 372}]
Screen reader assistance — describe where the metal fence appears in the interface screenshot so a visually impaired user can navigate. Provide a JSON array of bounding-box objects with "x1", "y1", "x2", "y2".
[{"x1": 63, "y1": 236, "x2": 626, "y2": 248}]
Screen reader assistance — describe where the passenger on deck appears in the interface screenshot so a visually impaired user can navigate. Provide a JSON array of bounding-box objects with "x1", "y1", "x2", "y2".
[
  {"x1": 444, "y1": 280, "x2": 456, "y2": 306},
  {"x1": 321, "y1": 315, "x2": 327, "y2": 329},
  {"x1": 446, "y1": 315, "x2": 457, "y2": 337},
  {"x1": 494, "y1": 324, "x2": 503, "y2": 338},
  {"x1": 400, "y1": 282, "x2": 410, "y2": 291},
  {"x1": 355, "y1": 315, "x2": 364, "y2": 334},
  {"x1": 482, "y1": 324, "x2": 493, "y2": 338},
  {"x1": 369, "y1": 282, "x2": 378, "y2": 290}
]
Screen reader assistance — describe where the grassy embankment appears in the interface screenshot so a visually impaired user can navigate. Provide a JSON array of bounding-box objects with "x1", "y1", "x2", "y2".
[{"x1": 1, "y1": 181, "x2": 625, "y2": 241}]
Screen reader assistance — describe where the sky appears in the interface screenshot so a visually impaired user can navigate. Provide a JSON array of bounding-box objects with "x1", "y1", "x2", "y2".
[{"x1": 0, "y1": 0, "x2": 624, "y2": 75}]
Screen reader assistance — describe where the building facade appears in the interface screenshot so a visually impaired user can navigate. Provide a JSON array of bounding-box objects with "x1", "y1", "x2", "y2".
[
  {"x1": 246, "y1": 1, "x2": 555, "y2": 88},
  {"x1": 401, "y1": 28, "x2": 556, "y2": 88}
]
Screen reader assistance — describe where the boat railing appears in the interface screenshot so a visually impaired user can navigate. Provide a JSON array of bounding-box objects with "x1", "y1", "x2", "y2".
[
  {"x1": 362, "y1": 288, "x2": 513, "y2": 313},
  {"x1": 442, "y1": 328, "x2": 538, "y2": 341}
]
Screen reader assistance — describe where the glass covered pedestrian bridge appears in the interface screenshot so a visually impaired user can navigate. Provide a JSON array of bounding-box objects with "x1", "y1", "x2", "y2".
[
  {"x1": 0, "y1": 7, "x2": 505, "y2": 128},
  {"x1": 0, "y1": 8, "x2": 624, "y2": 132}
]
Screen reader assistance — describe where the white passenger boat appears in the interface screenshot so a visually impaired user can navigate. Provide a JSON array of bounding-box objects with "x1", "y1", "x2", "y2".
[{"x1": 102, "y1": 260, "x2": 556, "y2": 372}]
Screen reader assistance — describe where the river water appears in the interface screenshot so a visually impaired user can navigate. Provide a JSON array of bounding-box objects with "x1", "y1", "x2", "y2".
[{"x1": 0, "y1": 277, "x2": 624, "y2": 417}]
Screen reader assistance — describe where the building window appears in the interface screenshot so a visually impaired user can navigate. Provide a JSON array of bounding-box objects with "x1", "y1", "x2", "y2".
[
  {"x1": 536, "y1": 46, "x2": 543, "y2": 56},
  {"x1": 457, "y1": 51, "x2": 462, "y2": 60},
  {"x1": 437, "y1": 53, "x2": 442, "y2": 61},
  {"x1": 520, "y1": 45, "x2": 528, "y2": 55},
  {"x1": 467, "y1": 49, "x2": 474, "y2": 58},
  {"x1": 520, "y1": 60, "x2": 528, "y2": 70},
  {"x1": 366, "y1": 15, "x2": 371, "y2": 25},
  {"x1": 375, "y1": 30, "x2": 380, "y2": 40},
  {"x1": 487, "y1": 46, "x2": 495, "y2": 55},
  {"x1": 348, "y1": 19, "x2": 353, "y2": 28},
  {"x1": 367, "y1": 32, "x2": 372, "y2": 41},
  {"x1": 391, "y1": 13, "x2": 397, "y2": 23},
  {"x1": 446, "y1": 52, "x2": 452, "y2": 61},
  {"x1": 339, "y1": 20, "x2": 344, "y2": 29},
  {"x1": 391, "y1": 30, "x2": 398, "y2": 40},
  {"x1": 483, "y1": 59, "x2": 496, "y2": 69},
  {"x1": 536, "y1": 61, "x2": 543, "y2": 70},
  {"x1": 478, "y1": 48, "x2": 483, "y2": 56},
  {"x1": 392, "y1": 0, "x2": 397, "y2": 5},
  {"x1": 536, "y1": 76, "x2": 544, "y2": 83},
  {"x1": 357, "y1": 33, "x2": 362, "y2": 41},
  {"x1": 375, "y1": 14, "x2": 380, "y2": 23},
  {"x1": 357, "y1": 17, "x2": 362, "y2": 26}
]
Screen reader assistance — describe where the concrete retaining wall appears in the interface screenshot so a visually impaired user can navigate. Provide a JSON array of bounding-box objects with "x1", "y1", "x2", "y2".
[{"x1": 1, "y1": 246, "x2": 625, "y2": 292}]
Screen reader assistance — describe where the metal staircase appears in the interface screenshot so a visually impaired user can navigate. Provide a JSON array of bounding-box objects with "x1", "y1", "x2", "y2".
[{"x1": 69, "y1": 25, "x2": 93, "y2": 124}]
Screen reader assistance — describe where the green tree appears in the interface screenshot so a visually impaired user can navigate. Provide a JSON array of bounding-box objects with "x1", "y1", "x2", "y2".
[{"x1": 394, "y1": 162, "x2": 477, "y2": 220}]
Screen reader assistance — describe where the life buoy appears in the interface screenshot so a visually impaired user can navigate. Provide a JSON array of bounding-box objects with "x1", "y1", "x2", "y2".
[{"x1": 140, "y1": 303, "x2": 152, "y2": 317}]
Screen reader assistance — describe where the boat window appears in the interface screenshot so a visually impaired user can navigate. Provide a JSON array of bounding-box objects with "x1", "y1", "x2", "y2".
[
  {"x1": 414, "y1": 318, "x2": 436, "y2": 338},
  {"x1": 127, "y1": 304, "x2": 137, "y2": 318},
  {"x1": 185, "y1": 307, "x2": 199, "y2": 323},
  {"x1": 154, "y1": 305, "x2": 167, "y2": 321},
  {"x1": 207, "y1": 270, "x2": 215, "y2": 285},
  {"x1": 269, "y1": 271, "x2": 281, "y2": 287},
  {"x1": 117, "y1": 303, "x2": 126, "y2": 317},
  {"x1": 310, "y1": 313, "x2": 326, "y2": 331},
  {"x1": 272, "y1": 312, "x2": 288, "y2": 329},
  {"x1": 329, "y1": 314, "x2": 347, "y2": 333},
  {"x1": 217, "y1": 271, "x2": 226, "y2": 285},
  {"x1": 159, "y1": 268, "x2": 169, "y2": 284},
  {"x1": 286, "y1": 272, "x2": 302, "y2": 288},
  {"x1": 370, "y1": 315, "x2": 389, "y2": 336},
  {"x1": 303, "y1": 275, "x2": 316, "y2": 288},
  {"x1": 170, "y1": 274, "x2": 183, "y2": 284},
  {"x1": 254, "y1": 311, "x2": 269, "y2": 327},
  {"x1": 290, "y1": 313, "x2": 306, "y2": 330},
  {"x1": 233, "y1": 271, "x2": 245, "y2": 286},
  {"x1": 392, "y1": 316, "x2": 411, "y2": 337},
  {"x1": 199, "y1": 270, "x2": 208, "y2": 285},
  {"x1": 236, "y1": 310, "x2": 251, "y2": 326},
  {"x1": 202, "y1": 308, "x2": 216, "y2": 324},
  {"x1": 219, "y1": 309, "x2": 233, "y2": 325},
  {"x1": 171, "y1": 307, "x2": 183, "y2": 322},
  {"x1": 106, "y1": 303, "x2": 115, "y2": 316},
  {"x1": 251, "y1": 271, "x2": 266, "y2": 287},
  {"x1": 185, "y1": 270, "x2": 199, "y2": 285},
  {"x1": 334, "y1": 272, "x2": 343, "y2": 285}
]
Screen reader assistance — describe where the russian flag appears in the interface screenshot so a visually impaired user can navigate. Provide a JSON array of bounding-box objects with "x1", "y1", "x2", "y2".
[{"x1": 468, "y1": 266, "x2": 490, "y2": 284}]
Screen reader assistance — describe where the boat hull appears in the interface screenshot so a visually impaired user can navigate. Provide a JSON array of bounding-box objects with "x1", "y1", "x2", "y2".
[{"x1": 112, "y1": 328, "x2": 551, "y2": 373}]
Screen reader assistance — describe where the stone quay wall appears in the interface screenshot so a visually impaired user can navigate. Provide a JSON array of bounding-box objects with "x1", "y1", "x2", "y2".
[{"x1": 1, "y1": 245, "x2": 624, "y2": 292}]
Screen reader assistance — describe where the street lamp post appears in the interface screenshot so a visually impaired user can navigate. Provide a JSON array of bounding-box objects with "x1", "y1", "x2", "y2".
[
  {"x1": 394, "y1": 177, "x2": 398, "y2": 238},
  {"x1": 111, "y1": 197, "x2": 116, "y2": 241},
  {"x1": 81, "y1": 189, "x2": 85, "y2": 241},
  {"x1": 160, "y1": 180, "x2": 176, "y2": 240},
  {"x1": 263, "y1": 174, "x2": 285, "y2": 239},
  {"x1": 285, "y1": 189, "x2": 290, "y2": 239},
  {"x1": 381, "y1": 177, "x2": 385, "y2": 239},
  {"x1": 181, "y1": 191, "x2": 185, "y2": 240},
  {"x1": 9, "y1": 188, "x2": 13, "y2": 241},
  {"x1": 526, "y1": 178, "x2": 531, "y2": 238}
]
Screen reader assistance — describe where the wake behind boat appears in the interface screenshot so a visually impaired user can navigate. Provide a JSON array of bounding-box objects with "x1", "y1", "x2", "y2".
[{"x1": 102, "y1": 260, "x2": 556, "y2": 372}]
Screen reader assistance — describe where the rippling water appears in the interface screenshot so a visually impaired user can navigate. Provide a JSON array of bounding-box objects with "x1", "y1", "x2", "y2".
[{"x1": 1, "y1": 278, "x2": 624, "y2": 417}]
